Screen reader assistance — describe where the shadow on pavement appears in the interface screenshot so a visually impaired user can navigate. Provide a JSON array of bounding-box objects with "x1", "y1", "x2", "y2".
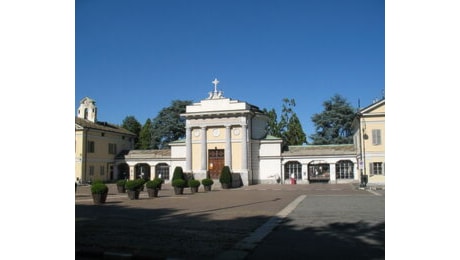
[
  {"x1": 246, "y1": 220, "x2": 385, "y2": 260},
  {"x1": 76, "y1": 201, "x2": 274, "y2": 259}
]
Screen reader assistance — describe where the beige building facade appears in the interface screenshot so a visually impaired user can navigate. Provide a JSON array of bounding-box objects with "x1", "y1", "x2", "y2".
[
  {"x1": 75, "y1": 97, "x2": 136, "y2": 183},
  {"x1": 353, "y1": 98, "x2": 385, "y2": 184},
  {"x1": 76, "y1": 81, "x2": 385, "y2": 186}
]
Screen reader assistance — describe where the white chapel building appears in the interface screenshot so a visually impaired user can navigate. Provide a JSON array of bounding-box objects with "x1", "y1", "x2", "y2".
[{"x1": 110, "y1": 79, "x2": 362, "y2": 185}]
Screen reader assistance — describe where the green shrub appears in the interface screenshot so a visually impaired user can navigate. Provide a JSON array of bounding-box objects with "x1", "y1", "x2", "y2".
[
  {"x1": 146, "y1": 179, "x2": 162, "y2": 189},
  {"x1": 172, "y1": 179, "x2": 186, "y2": 188},
  {"x1": 188, "y1": 179, "x2": 201, "y2": 188},
  {"x1": 172, "y1": 166, "x2": 185, "y2": 180},
  {"x1": 91, "y1": 182, "x2": 108, "y2": 194},
  {"x1": 219, "y1": 166, "x2": 232, "y2": 184},
  {"x1": 138, "y1": 178, "x2": 146, "y2": 185},
  {"x1": 116, "y1": 179, "x2": 126, "y2": 187},
  {"x1": 125, "y1": 179, "x2": 142, "y2": 191},
  {"x1": 201, "y1": 178, "x2": 214, "y2": 186}
]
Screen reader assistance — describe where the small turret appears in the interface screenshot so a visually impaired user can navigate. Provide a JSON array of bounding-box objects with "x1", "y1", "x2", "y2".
[{"x1": 77, "y1": 97, "x2": 97, "y2": 123}]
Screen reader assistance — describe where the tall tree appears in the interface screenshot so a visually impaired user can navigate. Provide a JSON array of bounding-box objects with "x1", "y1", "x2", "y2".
[
  {"x1": 121, "y1": 116, "x2": 141, "y2": 148},
  {"x1": 284, "y1": 113, "x2": 307, "y2": 148},
  {"x1": 150, "y1": 100, "x2": 193, "y2": 149},
  {"x1": 263, "y1": 108, "x2": 282, "y2": 138},
  {"x1": 264, "y1": 98, "x2": 307, "y2": 150},
  {"x1": 138, "y1": 118, "x2": 153, "y2": 149},
  {"x1": 310, "y1": 94, "x2": 356, "y2": 145},
  {"x1": 279, "y1": 98, "x2": 306, "y2": 149}
]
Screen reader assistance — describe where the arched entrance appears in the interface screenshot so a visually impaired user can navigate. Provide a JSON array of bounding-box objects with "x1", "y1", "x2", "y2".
[
  {"x1": 336, "y1": 160, "x2": 354, "y2": 179},
  {"x1": 308, "y1": 161, "x2": 330, "y2": 182},
  {"x1": 117, "y1": 163, "x2": 129, "y2": 180},
  {"x1": 155, "y1": 163, "x2": 170, "y2": 181},
  {"x1": 284, "y1": 161, "x2": 302, "y2": 181},
  {"x1": 135, "y1": 163, "x2": 151, "y2": 180}
]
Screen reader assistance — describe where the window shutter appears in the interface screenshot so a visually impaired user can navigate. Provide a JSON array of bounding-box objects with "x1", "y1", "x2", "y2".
[
  {"x1": 372, "y1": 129, "x2": 381, "y2": 145},
  {"x1": 369, "y1": 163, "x2": 374, "y2": 175}
]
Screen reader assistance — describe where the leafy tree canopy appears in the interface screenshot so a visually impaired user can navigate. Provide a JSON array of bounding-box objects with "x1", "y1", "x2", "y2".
[
  {"x1": 263, "y1": 108, "x2": 282, "y2": 138},
  {"x1": 138, "y1": 118, "x2": 152, "y2": 149},
  {"x1": 310, "y1": 94, "x2": 356, "y2": 145},
  {"x1": 151, "y1": 100, "x2": 193, "y2": 149},
  {"x1": 121, "y1": 116, "x2": 141, "y2": 148},
  {"x1": 264, "y1": 98, "x2": 307, "y2": 150}
]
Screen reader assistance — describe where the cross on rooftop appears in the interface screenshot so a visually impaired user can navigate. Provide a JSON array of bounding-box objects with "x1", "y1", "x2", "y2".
[{"x1": 212, "y1": 78, "x2": 219, "y2": 92}]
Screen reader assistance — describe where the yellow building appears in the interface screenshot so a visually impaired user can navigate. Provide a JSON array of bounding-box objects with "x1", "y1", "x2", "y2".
[
  {"x1": 75, "y1": 97, "x2": 136, "y2": 183},
  {"x1": 353, "y1": 98, "x2": 385, "y2": 185}
]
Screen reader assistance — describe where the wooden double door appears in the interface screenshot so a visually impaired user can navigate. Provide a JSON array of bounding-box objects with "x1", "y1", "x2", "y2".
[{"x1": 208, "y1": 149, "x2": 224, "y2": 179}]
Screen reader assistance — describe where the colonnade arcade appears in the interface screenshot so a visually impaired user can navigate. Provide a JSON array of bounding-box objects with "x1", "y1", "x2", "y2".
[
  {"x1": 116, "y1": 162, "x2": 170, "y2": 181},
  {"x1": 282, "y1": 159, "x2": 357, "y2": 183}
]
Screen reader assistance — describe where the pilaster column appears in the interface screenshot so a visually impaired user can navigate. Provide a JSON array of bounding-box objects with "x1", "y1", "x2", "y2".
[
  {"x1": 200, "y1": 126, "x2": 207, "y2": 172},
  {"x1": 330, "y1": 163, "x2": 336, "y2": 183},
  {"x1": 185, "y1": 126, "x2": 192, "y2": 172},
  {"x1": 225, "y1": 125, "x2": 232, "y2": 168},
  {"x1": 241, "y1": 123, "x2": 248, "y2": 171},
  {"x1": 150, "y1": 164, "x2": 156, "y2": 180},
  {"x1": 129, "y1": 165, "x2": 135, "y2": 180}
]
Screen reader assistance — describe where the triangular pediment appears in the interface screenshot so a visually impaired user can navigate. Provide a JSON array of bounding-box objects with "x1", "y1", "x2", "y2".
[{"x1": 360, "y1": 98, "x2": 385, "y2": 115}]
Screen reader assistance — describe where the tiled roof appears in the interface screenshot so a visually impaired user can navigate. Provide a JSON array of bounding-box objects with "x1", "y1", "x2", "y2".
[
  {"x1": 123, "y1": 149, "x2": 171, "y2": 159},
  {"x1": 75, "y1": 117, "x2": 136, "y2": 136},
  {"x1": 282, "y1": 144, "x2": 356, "y2": 156}
]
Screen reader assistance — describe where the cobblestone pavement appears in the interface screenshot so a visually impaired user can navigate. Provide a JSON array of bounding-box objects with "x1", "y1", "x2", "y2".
[{"x1": 75, "y1": 182, "x2": 383, "y2": 259}]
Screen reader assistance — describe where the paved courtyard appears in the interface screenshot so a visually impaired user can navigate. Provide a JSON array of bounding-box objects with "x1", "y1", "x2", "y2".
[{"x1": 75, "y1": 182, "x2": 384, "y2": 259}]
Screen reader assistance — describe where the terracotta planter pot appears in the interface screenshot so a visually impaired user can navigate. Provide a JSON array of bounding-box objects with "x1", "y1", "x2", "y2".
[
  {"x1": 117, "y1": 185, "x2": 126, "y2": 193},
  {"x1": 174, "y1": 187, "x2": 184, "y2": 195},
  {"x1": 221, "y1": 183, "x2": 231, "y2": 189},
  {"x1": 147, "y1": 188, "x2": 159, "y2": 198},
  {"x1": 127, "y1": 190, "x2": 140, "y2": 200},
  {"x1": 92, "y1": 192, "x2": 108, "y2": 205}
]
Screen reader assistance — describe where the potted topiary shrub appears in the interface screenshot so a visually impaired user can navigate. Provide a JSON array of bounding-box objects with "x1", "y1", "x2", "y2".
[
  {"x1": 219, "y1": 166, "x2": 232, "y2": 189},
  {"x1": 125, "y1": 179, "x2": 142, "y2": 200},
  {"x1": 172, "y1": 166, "x2": 185, "y2": 181},
  {"x1": 172, "y1": 179, "x2": 186, "y2": 195},
  {"x1": 188, "y1": 179, "x2": 201, "y2": 194},
  {"x1": 91, "y1": 181, "x2": 109, "y2": 205},
  {"x1": 201, "y1": 178, "x2": 214, "y2": 192},
  {"x1": 138, "y1": 178, "x2": 146, "y2": 191},
  {"x1": 146, "y1": 178, "x2": 162, "y2": 198},
  {"x1": 116, "y1": 179, "x2": 126, "y2": 193}
]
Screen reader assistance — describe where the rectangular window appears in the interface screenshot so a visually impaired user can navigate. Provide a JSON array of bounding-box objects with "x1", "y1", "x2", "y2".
[
  {"x1": 108, "y1": 143, "x2": 117, "y2": 154},
  {"x1": 89, "y1": 165, "x2": 94, "y2": 176},
  {"x1": 100, "y1": 166, "x2": 105, "y2": 176},
  {"x1": 87, "y1": 141, "x2": 95, "y2": 153},
  {"x1": 370, "y1": 162, "x2": 384, "y2": 175},
  {"x1": 372, "y1": 129, "x2": 381, "y2": 145}
]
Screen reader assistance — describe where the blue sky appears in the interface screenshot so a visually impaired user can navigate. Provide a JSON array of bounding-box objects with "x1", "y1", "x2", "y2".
[{"x1": 76, "y1": 0, "x2": 384, "y2": 142}]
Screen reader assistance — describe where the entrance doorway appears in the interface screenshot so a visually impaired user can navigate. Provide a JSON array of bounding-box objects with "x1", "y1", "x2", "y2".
[{"x1": 208, "y1": 149, "x2": 224, "y2": 179}]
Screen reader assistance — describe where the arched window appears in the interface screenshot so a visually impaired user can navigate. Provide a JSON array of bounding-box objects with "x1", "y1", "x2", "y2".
[
  {"x1": 308, "y1": 161, "x2": 330, "y2": 182},
  {"x1": 284, "y1": 161, "x2": 302, "y2": 180},
  {"x1": 136, "y1": 163, "x2": 151, "y2": 180},
  {"x1": 336, "y1": 160, "x2": 354, "y2": 179},
  {"x1": 155, "y1": 163, "x2": 170, "y2": 180}
]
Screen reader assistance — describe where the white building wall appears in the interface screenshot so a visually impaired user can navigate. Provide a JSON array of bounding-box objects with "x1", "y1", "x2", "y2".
[{"x1": 258, "y1": 159, "x2": 282, "y2": 184}]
